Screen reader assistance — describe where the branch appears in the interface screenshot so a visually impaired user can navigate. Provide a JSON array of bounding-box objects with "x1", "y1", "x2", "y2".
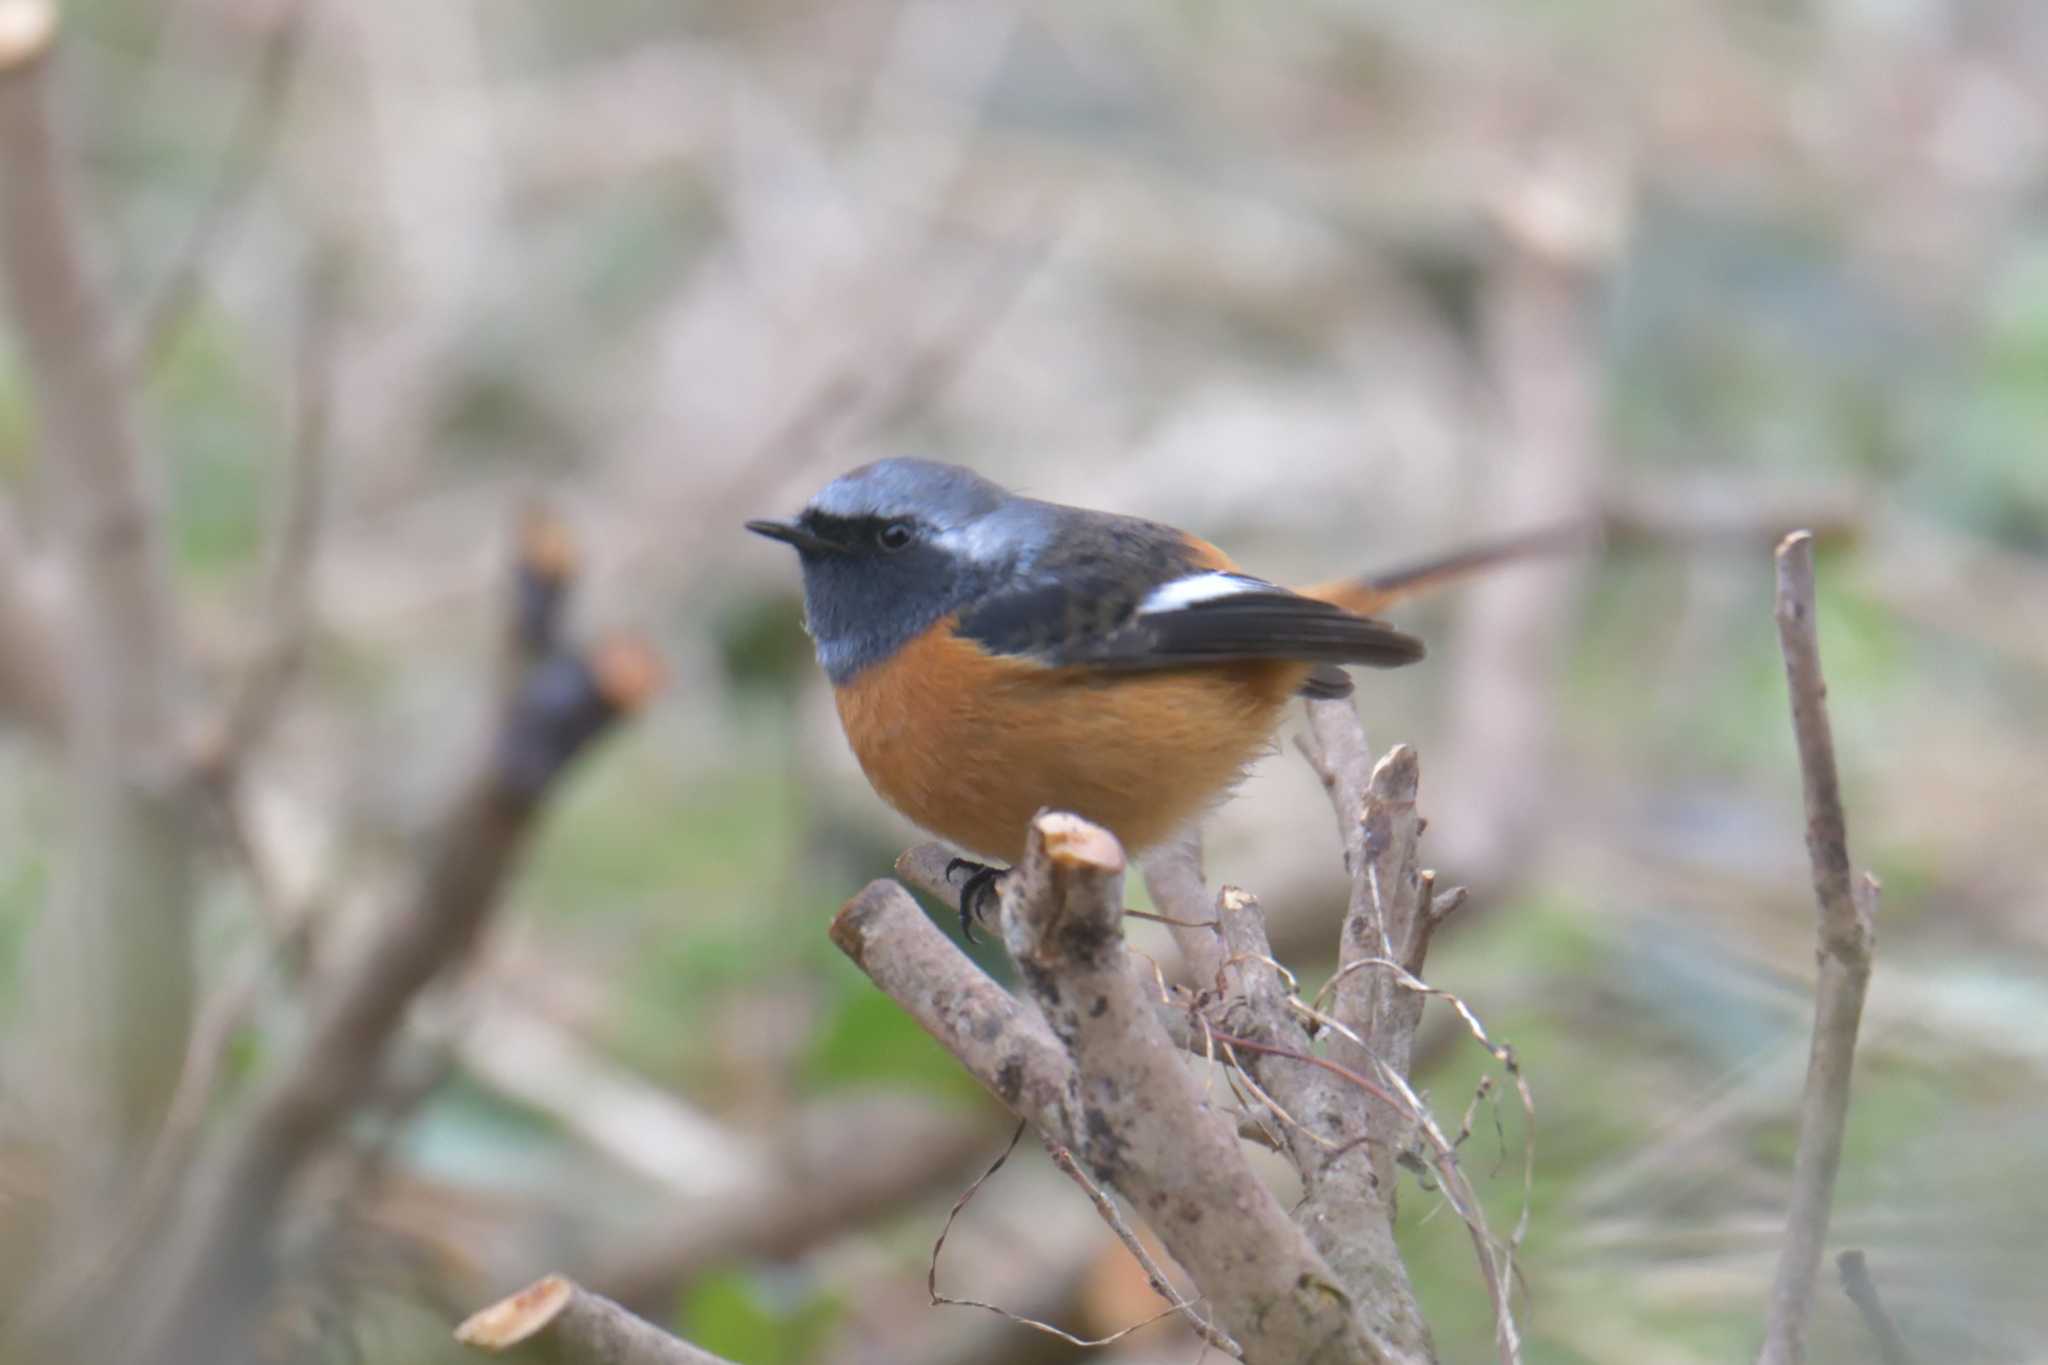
[
  {"x1": 999, "y1": 814, "x2": 1394, "y2": 1365},
  {"x1": 1302, "y1": 705, "x2": 1434, "y2": 1177},
  {"x1": 0, "y1": 497, "x2": 64, "y2": 736},
  {"x1": 1209, "y1": 885, "x2": 1435, "y2": 1359},
  {"x1": 1298, "y1": 699, "x2": 1512, "y2": 1362},
  {"x1": 1037, "y1": 1138, "x2": 1230, "y2": 1356},
  {"x1": 1835, "y1": 1251, "x2": 1916, "y2": 1365},
  {"x1": 892, "y1": 841, "x2": 1205, "y2": 1054},
  {"x1": 194, "y1": 274, "x2": 334, "y2": 778},
  {"x1": 836, "y1": 819, "x2": 1409, "y2": 1365},
  {"x1": 591, "y1": 1094, "x2": 994, "y2": 1312},
  {"x1": 1756, "y1": 530, "x2": 1880, "y2": 1365},
  {"x1": 1430, "y1": 144, "x2": 1617, "y2": 886},
  {"x1": 133, "y1": 521, "x2": 661, "y2": 1365},
  {"x1": 511, "y1": 503, "x2": 580, "y2": 667},
  {"x1": 127, "y1": 0, "x2": 321, "y2": 371},
  {"x1": 1299, "y1": 697, "x2": 1375, "y2": 860},
  {"x1": 458, "y1": 1276, "x2": 739, "y2": 1365},
  {"x1": 2, "y1": 0, "x2": 194, "y2": 1212},
  {"x1": 830, "y1": 877, "x2": 1079, "y2": 1138},
  {"x1": 1138, "y1": 829, "x2": 1225, "y2": 988},
  {"x1": 458, "y1": 995, "x2": 769, "y2": 1202},
  {"x1": 0, "y1": 1, "x2": 177, "y2": 751}
]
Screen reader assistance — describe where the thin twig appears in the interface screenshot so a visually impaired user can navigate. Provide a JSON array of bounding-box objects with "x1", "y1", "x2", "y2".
[
  {"x1": 127, "y1": 0, "x2": 322, "y2": 371},
  {"x1": 197, "y1": 271, "x2": 334, "y2": 778},
  {"x1": 1204, "y1": 1031, "x2": 1406, "y2": 1127},
  {"x1": 1139, "y1": 829, "x2": 1226, "y2": 989},
  {"x1": 1041, "y1": 1141, "x2": 1237, "y2": 1357},
  {"x1": 1756, "y1": 530, "x2": 1880, "y2": 1365},
  {"x1": 131, "y1": 918, "x2": 304, "y2": 1236},
  {"x1": 922, "y1": 1124, "x2": 1226, "y2": 1354},
  {"x1": 1835, "y1": 1251, "x2": 1916, "y2": 1365}
]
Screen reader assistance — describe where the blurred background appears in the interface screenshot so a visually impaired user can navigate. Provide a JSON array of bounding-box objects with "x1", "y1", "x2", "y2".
[{"x1": 2, "y1": 0, "x2": 2047, "y2": 1361}]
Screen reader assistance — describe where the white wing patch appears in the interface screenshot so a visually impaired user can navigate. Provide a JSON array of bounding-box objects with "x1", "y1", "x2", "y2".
[{"x1": 1139, "y1": 572, "x2": 1272, "y2": 614}]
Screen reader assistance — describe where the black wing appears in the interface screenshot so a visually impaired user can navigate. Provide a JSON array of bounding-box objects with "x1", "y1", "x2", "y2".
[
  {"x1": 956, "y1": 533, "x2": 1424, "y2": 691},
  {"x1": 955, "y1": 511, "x2": 1216, "y2": 660},
  {"x1": 955, "y1": 507, "x2": 1425, "y2": 685},
  {"x1": 1067, "y1": 587, "x2": 1425, "y2": 672}
]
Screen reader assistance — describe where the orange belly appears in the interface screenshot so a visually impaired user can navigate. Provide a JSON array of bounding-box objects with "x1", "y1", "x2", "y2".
[{"x1": 833, "y1": 621, "x2": 1310, "y2": 863}]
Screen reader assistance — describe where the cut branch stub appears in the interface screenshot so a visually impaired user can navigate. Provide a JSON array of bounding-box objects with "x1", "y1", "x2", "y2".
[
  {"x1": 999, "y1": 811, "x2": 1399, "y2": 1365},
  {"x1": 457, "y1": 1275, "x2": 579, "y2": 1352},
  {"x1": 999, "y1": 810, "x2": 1128, "y2": 979},
  {"x1": 457, "y1": 1274, "x2": 740, "y2": 1365},
  {"x1": 513, "y1": 503, "x2": 580, "y2": 664},
  {"x1": 0, "y1": 1, "x2": 56, "y2": 72},
  {"x1": 496, "y1": 635, "x2": 662, "y2": 802}
]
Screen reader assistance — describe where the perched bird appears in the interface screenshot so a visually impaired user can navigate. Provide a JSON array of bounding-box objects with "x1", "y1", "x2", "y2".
[{"x1": 748, "y1": 458, "x2": 1562, "y2": 920}]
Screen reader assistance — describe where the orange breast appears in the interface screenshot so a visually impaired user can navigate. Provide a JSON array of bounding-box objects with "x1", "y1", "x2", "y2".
[{"x1": 834, "y1": 619, "x2": 1310, "y2": 863}]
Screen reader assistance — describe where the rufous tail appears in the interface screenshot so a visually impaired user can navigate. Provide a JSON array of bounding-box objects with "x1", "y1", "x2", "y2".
[{"x1": 1305, "y1": 520, "x2": 1598, "y2": 617}]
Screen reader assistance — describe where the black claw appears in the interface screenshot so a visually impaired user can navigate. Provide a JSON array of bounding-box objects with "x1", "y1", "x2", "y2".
[{"x1": 945, "y1": 857, "x2": 1007, "y2": 943}]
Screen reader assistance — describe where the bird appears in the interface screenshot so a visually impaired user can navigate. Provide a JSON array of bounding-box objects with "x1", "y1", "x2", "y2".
[{"x1": 748, "y1": 458, "x2": 1567, "y2": 925}]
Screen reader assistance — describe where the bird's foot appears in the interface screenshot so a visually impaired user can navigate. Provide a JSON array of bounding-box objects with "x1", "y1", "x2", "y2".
[{"x1": 945, "y1": 857, "x2": 1008, "y2": 942}]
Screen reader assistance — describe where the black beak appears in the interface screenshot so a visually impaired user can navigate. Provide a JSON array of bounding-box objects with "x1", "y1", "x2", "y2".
[{"x1": 746, "y1": 518, "x2": 841, "y2": 554}]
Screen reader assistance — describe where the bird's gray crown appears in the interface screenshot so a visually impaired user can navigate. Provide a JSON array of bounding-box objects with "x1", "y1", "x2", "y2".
[{"x1": 807, "y1": 457, "x2": 1009, "y2": 531}]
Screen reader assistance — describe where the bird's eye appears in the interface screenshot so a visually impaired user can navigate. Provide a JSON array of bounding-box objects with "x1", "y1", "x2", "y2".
[{"x1": 877, "y1": 520, "x2": 915, "y2": 552}]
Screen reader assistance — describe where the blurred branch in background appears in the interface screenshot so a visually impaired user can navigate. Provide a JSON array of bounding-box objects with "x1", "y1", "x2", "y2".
[
  {"x1": 0, "y1": 0, "x2": 197, "y2": 1278},
  {"x1": 1434, "y1": 142, "x2": 1622, "y2": 888},
  {"x1": 133, "y1": 527, "x2": 661, "y2": 1365},
  {"x1": 590, "y1": 1091, "x2": 991, "y2": 1314},
  {"x1": 126, "y1": 0, "x2": 321, "y2": 373},
  {"x1": 194, "y1": 272, "x2": 334, "y2": 781},
  {"x1": 1835, "y1": 1251, "x2": 1917, "y2": 1365},
  {"x1": 0, "y1": 496, "x2": 64, "y2": 736}
]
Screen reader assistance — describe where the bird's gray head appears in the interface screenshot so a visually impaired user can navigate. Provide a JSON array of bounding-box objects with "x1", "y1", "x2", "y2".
[{"x1": 746, "y1": 459, "x2": 1042, "y2": 682}]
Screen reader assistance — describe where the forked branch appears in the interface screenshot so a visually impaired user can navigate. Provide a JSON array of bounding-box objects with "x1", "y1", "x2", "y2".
[{"x1": 837, "y1": 813, "x2": 1428, "y2": 1365}]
